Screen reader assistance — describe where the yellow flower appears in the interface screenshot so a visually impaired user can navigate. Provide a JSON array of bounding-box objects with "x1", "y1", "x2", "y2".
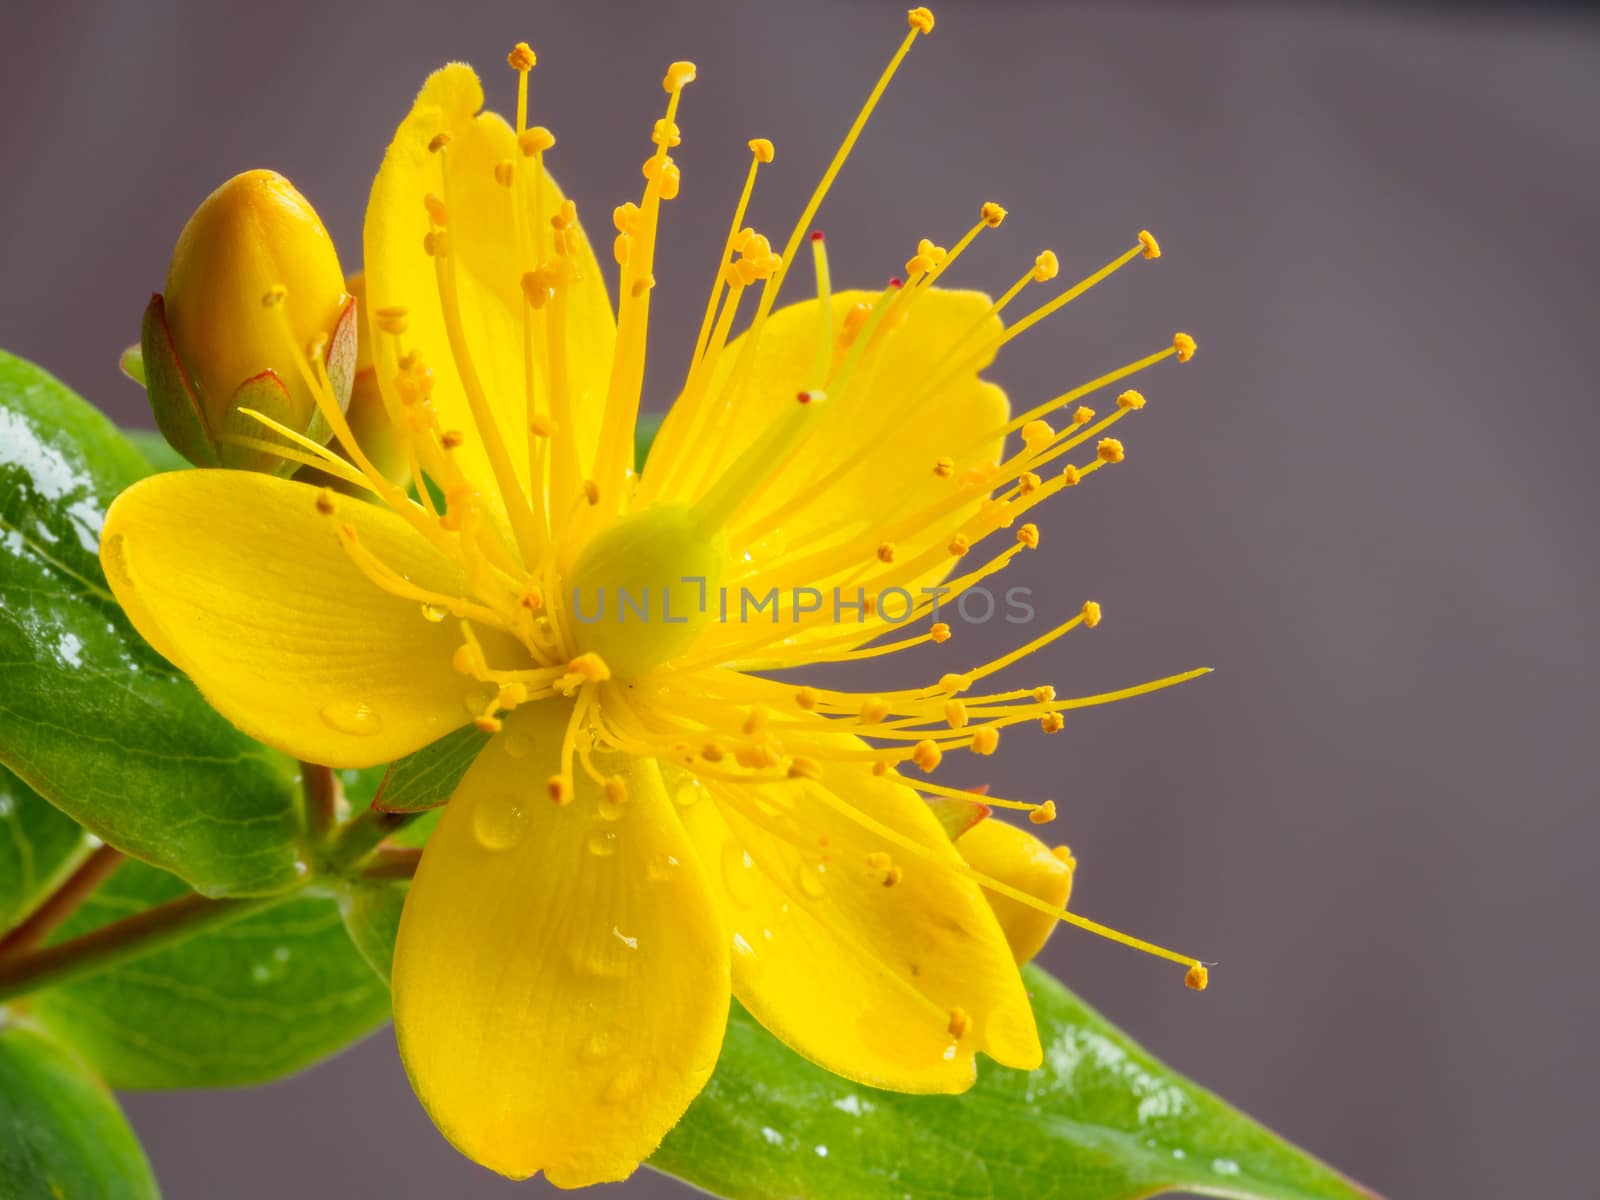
[{"x1": 100, "y1": 10, "x2": 1206, "y2": 1187}]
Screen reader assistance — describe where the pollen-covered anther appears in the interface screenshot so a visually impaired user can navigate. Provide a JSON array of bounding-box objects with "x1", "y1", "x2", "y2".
[
  {"x1": 422, "y1": 230, "x2": 449, "y2": 257},
  {"x1": 944, "y1": 700, "x2": 968, "y2": 729},
  {"x1": 876, "y1": 541, "x2": 897, "y2": 564},
  {"x1": 1031, "y1": 685, "x2": 1057, "y2": 703},
  {"x1": 520, "y1": 587, "x2": 544, "y2": 610},
  {"x1": 1174, "y1": 332, "x2": 1197, "y2": 362},
  {"x1": 971, "y1": 726, "x2": 1000, "y2": 756},
  {"x1": 859, "y1": 696, "x2": 891, "y2": 725},
  {"x1": 948, "y1": 533, "x2": 970, "y2": 557},
  {"x1": 1017, "y1": 523, "x2": 1040, "y2": 550},
  {"x1": 605, "y1": 777, "x2": 628, "y2": 806},
  {"x1": 261, "y1": 284, "x2": 287, "y2": 308},
  {"x1": 651, "y1": 119, "x2": 681, "y2": 149},
  {"x1": 1040, "y1": 712, "x2": 1065, "y2": 734},
  {"x1": 912, "y1": 740, "x2": 943, "y2": 772},
  {"x1": 939, "y1": 672, "x2": 970, "y2": 695},
  {"x1": 1018, "y1": 471, "x2": 1041, "y2": 495},
  {"x1": 1021, "y1": 419, "x2": 1054, "y2": 448},
  {"x1": 981, "y1": 201, "x2": 1007, "y2": 228},
  {"x1": 907, "y1": 7, "x2": 936, "y2": 35},
  {"x1": 904, "y1": 252, "x2": 935, "y2": 278},
  {"x1": 663, "y1": 61, "x2": 698, "y2": 92},
  {"x1": 796, "y1": 389, "x2": 824, "y2": 405},
  {"x1": 440, "y1": 430, "x2": 464, "y2": 450},
  {"x1": 866, "y1": 851, "x2": 891, "y2": 871},
  {"x1": 427, "y1": 132, "x2": 452, "y2": 154},
  {"x1": 1117, "y1": 389, "x2": 1146, "y2": 410},
  {"x1": 375, "y1": 305, "x2": 409, "y2": 335},
  {"x1": 314, "y1": 488, "x2": 336, "y2": 515},
  {"x1": 794, "y1": 686, "x2": 819, "y2": 711},
  {"x1": 947, "y1": 1007, "x2": 971, "y2": 1039},
  {"x1": 883, "y1": 866, "x2": 904, "y2": 888},
  {"x1": 934, "y1": 456, "x2": 955, "y2": 478},
  {"x1": 742, "y1": 707, "x2": 769, "y2": 736},
  {"x1": 547, "y1": 775, "x2": 572, "y2": 807},
  {"x1": 748, "y1": 137, "x2": 775, "y2": 163},
  {"x1": 519, "y1": 126, "x2": 556, "y2": 155},
  {"x1": 613, "y1": 203, "x2": 641, "y2": 234},
  {"x1": 1032, "y1": 250, "x2": 1060, "y2": 282},
  {"x1": 494, "y1": 161, "x2": 514, "y2": 187},
  {"x1": 1185, "y1": 964, "x2": 1210, "y2": 992},
  {"x1": 787, "y1": 756, "x2": 823, "y2": 781},
  {"x1": 451, "y1": 642, "x2": 485, "y2": 677},
  {"x1": 1097, "y1": 438, "x2": 1125, "y2": 464},
  {"x1": 1029, "y1": 799, "x2": 1058, "y2": 825},
  {"x1": 930, "y1": 622, "x2": 952, "y2": 643},
  {"x1": 700, "y1": 741, "x2": 726, "y2": 764},
  {"x1": 422, "y1": 193, "x2": 449, "y2": 226},
  {"x1": 1081, "y1": 600, "x2": 1102, "y2": 628},
  {"x1": 568, "y1": 652, "x2": 611, "y2": 683},
  {"x1": 528, "y1": 413, "x2": 557, "y2": 438},
  {"x1": 507, "y1": 42, "x2": 537, "y2": 72},
  {"x1": 1061, "y1": 464, "x2": 1081, "y2": 487},
  {"x1": 1072, "y1": 406, "x2": 1095, "y2": 426},
  {"x1": 1138, "y1": 230, "x2": 1161, "y2": 260},
  {"x1": 1051, "y1": 844, "x2": 1076, "y2": 869},
  {"x1": 474, "y1": 715, "x2": 504, "y2": 734},
  {"x1": 583, "y1": 479, "x2": 601, "y2": 505}
]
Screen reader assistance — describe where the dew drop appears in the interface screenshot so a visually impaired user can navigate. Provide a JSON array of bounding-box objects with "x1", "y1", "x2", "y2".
[
  {"x1": 721, "y1": 842, "x2": 760, "y2": 907},
  {"x1": 473, "y1": 791, "x2": 527, "y2": 850},
  {"x1": 566, "y1": 945, "x2": 631, "y2": 980},
  {"x1": 420, "y1": 603, "x2": 447, "y2": 623},
  {"x1": 646, "y1": 852, "x2": 680, "y2": 882},
  {"x1": 586, "y1": 828, "x2": 619, "y2": 857},
  {"x1": 673, "y1": 778, "x2": 706, "y2": 809},
  {"x1": 797, "y1": 862, "x2": 827, "y2": 899},
  {"x1": 598, "y1": 795, "x2": 627, "y2": 822},
  {"x1": 319, "y1": 700, "x2": 382, "y2": 736},
  {"x1": 604, "y1": 1062, "x2": 650, "y2": 1104},
  {"x1": 500, "y1": 733, "x2": 533, "y2": 759}
]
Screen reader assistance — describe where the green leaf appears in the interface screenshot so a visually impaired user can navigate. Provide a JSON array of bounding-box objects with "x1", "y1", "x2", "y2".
[
  {"x1": 0, "y1": 350, "x2": 305, "y2": 896},
  {"x1": 0, "y1": 1023, "x2": 158, "y2": 1199},
  {"x1": 336, "y1": 878, "x2": 406, "y2": 983},
  {"x1": 28, "y1": 858, "x2": 390, "y2": 1089},
  {"x1": 653, "y1": 965, "x2": 1372, "y2": 1200},
  {"x1": 372, "y1": 725, "x2": 492, "y2": 813},
  {"x1": 0, "y1": 763, "x2": 92, "y2": 933},
  {"x1": 635, "y1": 410, "x2": 663, "y2": 472},
  {"x1": 120, "y1": 427, "x2": 190, "y2": 475}
]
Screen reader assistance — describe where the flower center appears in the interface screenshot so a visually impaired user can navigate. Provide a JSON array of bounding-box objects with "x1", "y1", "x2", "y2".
[{"x1": 565, "y1": 503, "x2": 724, "y2": 680}]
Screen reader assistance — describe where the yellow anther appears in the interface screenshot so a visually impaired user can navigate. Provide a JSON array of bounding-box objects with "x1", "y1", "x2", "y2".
[
  {"x1": 859, "y1": 696, "x2": 891, "y2": 724},
  {"x1": 981, "y1": 201, "x2": 1007, "y2": 228},
  {"x1": 529, "y1": 413, "x2": 557, "y2": 438},
  {"x1": 866, "y1": 851, "x2": 892, "y2": 871},
  {"x1": 1138, "y1": 230, "x2": 1161, "y2": 260},
  {"x1": 1018, "y1": 471, "x2": 1041, "y2": 494},
  {"x1": 375, "y1": 305, "x2": 409, "y2": 336},
  {"x1": 877, "y1": 541, "x2": 897, "y2": 564},
  {"x1": 451, "y1": 643, "x2": 484, "y2": 676},
  {"x1": 912, "y1": 740, "x2": 943, "y2": 772},
  {"x1": 948, "y1": 533, "x2": 970, "y2": 556},
  {"x1": 583, "y1": 479, "x2": 602, "y2": 505},
  {"x1": 1061, "y1": 464, "x2": 1081, "y2": 487},
  {"x1": 916, "y1": 238, "x2": 947, "y2": 266},
  {"x1": 520, "y1": 268, "x2": 556, "y2": 311},
  {"x1": 1032, "y1": 685, "x2": 1056, "y2": 703},
  {"x1": 1081, "y1": 600, "x2": 1102, "y2": 628},
  {"x1": 1017, "y1": 523, "x2": 1040, "y2": 549},
  {"x1": 795, "y1": 686, "x2": 819, "y2": 711},
  {"x1": 700, "y1": 741, "x2": 726, "y2": 764},
  {"x1": 1051, "y1": 844, "x2": 1077, "y2": 870},
  {"x1": 930, "y1": 622, "x2": 952, "y2": 643},
  {"x1": 1072, "y1": 406, "x2": 1095, "y2": 425},
  {"x1": 494, "y1": 161, "x2": 515, "y2": 187},
  {"x1": 614, "y1": 233, "x2": 633, "y2": 268},
  {"x1": 971, "y1": 726, "x2": 1000, "y2": 756},
  {"x1": 883, "y1": 866, "x2": 904, "y2": 888},
  {"x1": 547, "y1": 775, "x2": 572, "y2": 806},
  {"x1": 1021, "y1": 419, "x2": 1054, "y2": 447},
  {"x1": 568, "y1": 652, "x2": 611, "y2": 682},
  {"x1": 261, "y1": 284, "x2": 287, "y2": 307},
  {"x1": 651, "y1": 119, "x2": 682, "y2": 148},
  {"x1": 944, "y1": 700, "x2": 968, "y2": 729},
  {"x1": 519, "y1": 126, "x2": 556, "y2": 155},
  {"x1": 440, "y1": 429, "x2": 464, "y2": 450},
  {"x1": 1029, "y1": 799, "x2": 1057, "y2": 825},
  {"x1": 788, "y1": 756, "x2": 823, "y2": 780},
  {"x1": 605, "y1": 777, "x2": 628, "y2": 806},
  {"x1": 1040, "y1": 711, "x2": 1065, "y2": 734},
  {"x1": 422, "y1": 230, "x2": 448, "y2": 257},
  {"x1": 1097, "y1": 438, "x2": 1125, "y2": 464},
  {"x1": 742, "y1": 707, "x2": 769, "y2": 736},
  {"x1": 1173, "y1": 332, "x2": 1197, "y2": 362},
  {"x1": 1116, "y1": 389, "x2": 1146, "y2": 410},
  {"x1": 748, "y1": 137, "x2": 775, "y2": 163},
  {"x1": 520, "y1": 587, "x2": 545, "y2": 610},
  {"x1": 1032, "y1": 250, "x2": 1060, "y2": 282},
  {"x1": 872, "y1": 761, "x2": 889, "y2": 777},
  {"x1": 907, "y1": 7, "x2": 935, "y2": 34},
  {"x1": 1185, "y1": 964, "x2": 1210, "y2": 991},
  {"x1": 314, "y1": 488, "x2": 335, "y2": 515},
  {"x1": 427, "y1": 132, "x2": 452, "y2": 153},
  {"x1": 947, "y1": 1007, "x2": 971, "y2": 1039},
  {"x1": 551, "y1": 199, "x2": 578, "y2": 230},
  {"x1": 613, "y1": 202, "x2": 641, "y2": 233},
  {"x1": 663, "y1": 61, "x2": 697, "y2": 92},
  {"x1": 507, "y1": 42, "x2": 537, "y2": 72},
  {"x1": 904, "y1": 253, "x2": 934, "y2": 277},
  {"x1": 474, "y1": 716, "x2": 504, "y2": 734},
  {"x1": 423, "y1": 193, "x2": 449, "y2": 225},
  {"x1": 939, "y1": 672, "x2": 970, "y2": 695},
  {"x1": 934, "y1": 456, "x2": 955, "y2": 478}
]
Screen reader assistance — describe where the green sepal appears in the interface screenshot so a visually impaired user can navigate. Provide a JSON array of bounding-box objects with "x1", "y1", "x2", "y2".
[
  {"x1": 220, "y1": 368, "x2": 300, "y2": 476},
  {"x1": 925, "y1": 793, "x2": 990, "y2": 839},
  {"x1": 304, "y1": 292, "x2": 359, "y2": 452},
  {"x1": 118, "y1": 344, "x2": 146, "y2": 387},
  {"x1": 372, "y1": 725, "x2": 492, "y2": 813},
  {"x1": 0, "y1": 1024, "x2": 159, "y2": 1200},
  {"x1": 138, "y1": 293, "x2": 218, "y2": 467}
]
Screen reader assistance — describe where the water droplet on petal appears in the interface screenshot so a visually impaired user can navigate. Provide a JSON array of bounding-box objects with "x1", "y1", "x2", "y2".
[
  {"x1": 721, "y1": 841, "x2": 760, "y2": 907},
  {"x1": 319, "y1": 700, "x2": 382, "y2": 736},
  {"x1": 673, "y1": 778, "x2": 706, "y2": 808},
  {"x1": 566, "y1": 945, "x2": 631, "y2": 980},
  {"x1": 598, "y1": 796, "x2": 627, "y2": 822},
  {"x1": 646, "y1": 852, "x2": 680, "y2": 882},
  {"x1": 797, "y1": 862, "x2": 827, "y2": 899},
  {"x1": 420, "y1": 604, "x2": 447, "y2": 622},
  {"x1": 474, "y1": 791, "x2": 527, "y2": 850},
  {"x1": 500, "y1": 733, "x2": 533, "y2": 759},
  {"x1": 586, "y1": 828, "x2": 619, "y2": 857},
  {"x1": 604, "y1": 1062, "x2": 651, "y2": 1104},
  {"x1": 580, "y1": 1025, "x2": 626, "y2": 1063}
]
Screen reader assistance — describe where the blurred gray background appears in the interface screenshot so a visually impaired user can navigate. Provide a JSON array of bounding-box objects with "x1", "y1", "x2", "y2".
[{"x1": 2, "y1": 0, "x2": 1595, "y2": 1197}]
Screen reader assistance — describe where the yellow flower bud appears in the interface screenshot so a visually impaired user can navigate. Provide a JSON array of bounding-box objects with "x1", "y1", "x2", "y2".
[
  {"x1": 957, "y1": 817, "x2": 1075, "y2": 965},
  {"x1": 147, "y1": 170, "x2": 353, "y2": 471}
]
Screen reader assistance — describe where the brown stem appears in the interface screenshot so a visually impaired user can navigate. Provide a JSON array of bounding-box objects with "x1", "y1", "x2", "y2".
[
  {"x1": 301, "y1": 761, "x2": 340, "y2": 838},
  {"x1": 0, "y1": 845, "x2": 124, "y2": 961},
  {"x1": 361, "y1": 847, "x2": 423, "y2": 880}
]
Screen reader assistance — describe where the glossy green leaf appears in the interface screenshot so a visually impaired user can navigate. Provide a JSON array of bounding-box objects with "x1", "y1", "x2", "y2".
[
  {"x1": 0, "y1": 762, "x2": 92, "y2": 933},
  {"x1": 29, "y1": 858, "x2": 390, "y2": 1089},
  {"x1": 0, "y1": 350, "x2": 305, "y2": 896},
  {"x1": 0, "y1": 1023, "x2": 158, "y2": 1200},
  {"x1": 653, "y1": 966, "x2": 1372, "y2": 1200},
  {"x1": 372, "y1": 725, "x2": 492, "y2": 813},
  {"x1": 336, "y1": 878, "x2": 406, "y2": 983}
]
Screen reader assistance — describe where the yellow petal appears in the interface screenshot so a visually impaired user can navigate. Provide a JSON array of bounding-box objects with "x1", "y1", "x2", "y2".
[
  {"x1": 957, "y1": 817, "x2": 1075, "y2": 965},
  {"x1": 363, "y1": 63, "x2": 615, "y2": 507},
  {"x1": 100, "y1": 470, "x2": 494, "y2": 767},
  {"x1": 650, "y1": 288, "x2": 1006, "y2": 582},
  {"x1": 677, "y1": 756, "x2": 1039, "y2": 1093},
  {"x1": 393, "y1": 701, "x2": 729, "y2": 1185}
]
